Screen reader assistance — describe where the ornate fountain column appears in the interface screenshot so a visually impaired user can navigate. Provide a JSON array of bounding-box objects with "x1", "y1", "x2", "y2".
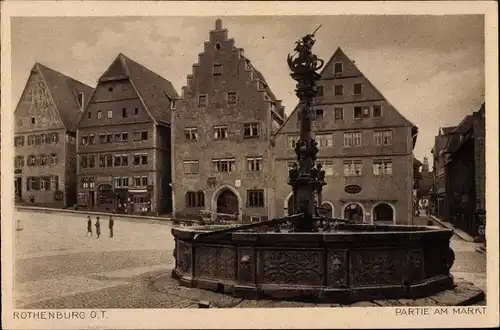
[{"x1": 287, "y1": 28, "x2": 325, "y2": 232}]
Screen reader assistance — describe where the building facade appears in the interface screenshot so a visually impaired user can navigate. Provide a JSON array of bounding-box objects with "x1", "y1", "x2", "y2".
[
  {"x1": 440, "y1": 103, "x2": 486, "y2": 237},
  {"x1": 273, "y1": 48, "x2": 418, "y2": 225},
  {"x1": 77, "y1": 54, "x2": 178, "y2": 215},
  {"x1": 172, "y1": 19, "x2": 286, "y2": 222},
  {"x1": 13, "y1": 63, "x2": 93, "y2": 207}
]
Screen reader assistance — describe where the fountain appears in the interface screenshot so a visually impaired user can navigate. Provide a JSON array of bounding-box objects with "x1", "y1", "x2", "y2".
[{"x1": 171, "y1": 28, "x2": 456, "y2": 304}]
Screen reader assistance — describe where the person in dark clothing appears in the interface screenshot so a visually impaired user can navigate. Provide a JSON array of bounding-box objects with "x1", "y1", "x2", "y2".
[
  {"x1": 95, "y1": 217, "x2": 101, "y2": 238},
  {"x1": 109, "y1": 216, "x2": 114, "y2": 238},
  {"x1": 86, "y1": 216, "x2": 92, "y2": 237}
]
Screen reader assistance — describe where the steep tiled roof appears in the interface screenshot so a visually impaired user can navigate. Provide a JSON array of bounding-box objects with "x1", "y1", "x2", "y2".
[
  {"x1": 37, "y1": 63, "x2": 94, "y2": 132},
  {"x1": 100, "y1": 54, "x2": 179, "y2": 125}
]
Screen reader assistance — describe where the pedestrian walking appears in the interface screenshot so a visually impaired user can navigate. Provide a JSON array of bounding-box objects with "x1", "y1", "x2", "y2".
[
  {"x1": 86, "y1": 216, "x2": 92, "y2": 237},
  {"x1": 95, "y1": 217, "x2": 101, "y2": 239},
  {"x1": 109, "y1": 216, "x2": 114, "y2": 238}
]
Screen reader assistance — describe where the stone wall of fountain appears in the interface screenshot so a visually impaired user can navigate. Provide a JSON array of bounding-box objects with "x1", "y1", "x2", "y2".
[{"x1": 172, "y1": 224, "x2": 455, "y2": 303}]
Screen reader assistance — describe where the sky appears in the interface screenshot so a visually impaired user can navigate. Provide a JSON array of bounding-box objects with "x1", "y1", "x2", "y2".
[{"x1": 10, "y1": 15, "x2": 485, "y2": 167}]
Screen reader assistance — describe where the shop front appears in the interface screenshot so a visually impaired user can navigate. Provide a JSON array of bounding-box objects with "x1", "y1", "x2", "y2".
[{"x1": 128, "y1": 185, "x2": 154, "y2": 214}]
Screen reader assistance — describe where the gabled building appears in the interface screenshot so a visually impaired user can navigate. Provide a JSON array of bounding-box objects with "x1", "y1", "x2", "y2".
[
  {"x1": 76, "y1": 53, "x2": 178, "y2": 215},
  {"x1": 273, "y1": 47, "x2": 418, "y2": 225},
  {"x1": 13, "y1": 63, "x2": 93, "y2": 207},
  {"x1": 172, "y1": 19, "x2": 286, "y2": 222}
]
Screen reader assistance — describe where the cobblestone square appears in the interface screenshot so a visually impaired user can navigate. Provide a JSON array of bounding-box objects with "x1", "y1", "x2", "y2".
[{"x1": 12, "y1": 211, "x2": 487, "y2": 308}]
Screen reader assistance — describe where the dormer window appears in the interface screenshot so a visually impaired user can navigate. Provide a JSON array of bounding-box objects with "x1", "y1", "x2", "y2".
[
  {"x1": 334, "y1": 62, "x2": 343, "y2": 74},
  {"x1": 77, "y1": 92, "x2": 85, "y2": 110},
  {"x1": 213, "y1": 64, "x2": 223, "y2": 76}
]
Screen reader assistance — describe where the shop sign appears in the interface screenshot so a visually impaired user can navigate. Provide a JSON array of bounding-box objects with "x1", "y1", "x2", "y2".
[{"x1": 344, "y1": 184, "x2": 362, "y2": 194}]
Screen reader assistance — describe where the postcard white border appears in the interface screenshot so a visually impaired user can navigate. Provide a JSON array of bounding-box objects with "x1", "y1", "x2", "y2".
[{"x1": 2, "y1": 1, "x2": 499, "y2": 329}]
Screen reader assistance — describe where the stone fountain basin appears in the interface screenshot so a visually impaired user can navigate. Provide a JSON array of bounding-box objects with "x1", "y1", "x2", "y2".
[{"x1": 171, "y1": 223, "x2": 455, "y2": 303}]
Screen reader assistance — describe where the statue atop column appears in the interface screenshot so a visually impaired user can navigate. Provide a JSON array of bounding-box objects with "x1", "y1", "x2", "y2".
[{"x1": 287, "y1": 25, "x2": 325, "y2": 73}]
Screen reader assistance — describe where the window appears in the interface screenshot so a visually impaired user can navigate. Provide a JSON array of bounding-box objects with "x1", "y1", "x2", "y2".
[
  {"x1": 89, "y1": 155, "x2": 96, "y2": 168},
  {"x1": 40, "y1": 177, "x2": 50, "y2": 191},
  {"x1": 121, "y1": 154, "x2": 129, "y2": 166},
  {"x1": 287, "y1": 135, "x2": 299, "y2": 149},
  {"x1": 40, "y1": 155, "x2": 47, "y2": 166},
  {"x1": 114, "y1": 177, "x2": 122, "y2": 188},
  {"x1": 334, "y1": 85, "x2": 343, "y2": 96},
  {"x1": 28, "y1": 177, "x2": 37, "y2": 191},
  {"x1": 317, "y1": 160, "x2": 334, "y2": 176},
  {"x1": 133, "y1": 177, "x2": 142, "y2": 187},
  {"x1": 132, "y1": 131, "x2": 149, "y2": 141},
  {"x1": 108, "y1": 86, "x2": 113, "y2": 92},
  {"x1": 334, "y1": 108, "x2": 344, "y2": 120},
  {"x1": 122, "y1": 177, "x2": 129, "y2": 187},
  {"x1": 106, "y1": 154, "x2": 113, "y2": 167},
  {"x1": 247, "y1": 157, "x2": 263, "y2": 172},
  {"x1": 141, "y1": 177, "x2": 148, "y2": 186},
  {"x1": 88, "y1": 112, "x2": 91, "y2": 119},
  {"x1": 106, "y1": 134, "x2": 113, "y2": 143},
  {"x1": 99, "y1": 155, "x2": 105, "y2": 168},
  {"x1": 250, "y1": 216, "x2": 261, "y2": 223},
  {"x1": 170, "y1": 100, "x2": 176, "y2": 110},
  {"x1": 316, "y1": 133, "x2": 333, "y2": 148},
  {"x1": 247, "y1": 190, "x2": 264, "y2": 207},
  {"x1": 50, "y1": 154, "x2": 57, "y2": 165},
  {"x1": 373, "y1": 105, "x2": 382, "y2": 117},
  {"x1": 374, "y1": 130, "x2": 393, "y2": 146},
  {"x1": 334, "y1": 62, "x2": 343, "y2": 74},
  {"x1": 243, "y1": 122, "x2": 259, "y2": 137},
  {"x1": 81, "y1": 136, "x2": 88, "y2": 145},
  {"x1": 51, "y1": 176, "x2": 59, "y2": 190},
  {"x1": 107, "y1": 110, "x2": 112, "y2": 118},
  {"x1": 184, "y1": 128, "x2": 198, "y2": 141},
  {"x1": 185, "y1": 191, "x2": 205, "y2": 208},
  {"x1": 214, "y1": 126, "x2": 228, "y2": 140},
  {"x1": 373, "y1": 159, "x2": 393, "y2": 175},
  {"x1": 183, "y1": 160, "x2": 199, "y2": 174},
  {"x1": 354, "y1": 106, "x2": 362, "y2": 119},
  {"x1": 344, "y1": 160, "x2": 363, "y2": 176},
  {"x1": 31, "y1": 117, "x2": 36, "y2": 124},
  {"x1": 315, "y1": 109, "x2": 324, "y2": 120},
  {"x1": 15, "y1": 136, "x2": 25, "y2": 147},
  {"x1": 28, "y1": 135, "x2": 35, "y2": 146},
  {"x1": 99, "y1": 134, "x2": 106, "y2": 144},
  {"x1": 122, "y1": 108, "x2": 128, "y2": 118},
  {"x1": 89, "y1": 134, "x2": 96, "y2": 145},
  {"x1": 353, "y1": 83, "x2": 363, "y2": 95},
  {"x1": 227, "y1": 92, "x2": 237, "y2": 105},
  {"x1": 35, "y1": 135, "x2": 41, "y2": 145},
  {"x1": 114, "y1": 155, "x2": 121, "y2": 167},
  {"x1": 198, "y1": 95, "x2": 207, "y2": 107},
  {"x1": 343, "y1": 132, "x2": 362, "y2": 147},
  {"x1": 40, "y1": 134, "x2": 47, "y2": 144},
  {"x1": 316, "y1": 86, "x2": 324, "y2": 97},
  {"x1": 213, "y1": 64, "x2": 223, "y2": 76},
  {"x1": 114, "y1": 133, "x2": 122, "y2": 142},
  {"x1": 97, "y1": 111, "x2": 102, "y2": 119},
  {"x1": 80, "y1": 155, "x2": 88, "y2": 168},
  {"x1": 362, "y1": 106, "x2": 370, "y2": 117},
  {"x1": 51, "y1": 133, "x2": 58, "y2": 144},
  {"x1": 15, "y1": 156, "x2": 25, "y2": 168},
  {"x1": 132, "y1": 153, "x2": 147, "y2": 166},
  {"x1": 213, "y1": 158, "x2": 236, "y2": 173},
  {"x1": 122, "y1": 133, "x2": 128, "y2": 142},
  {"x1": 134, "y1": 108, "x2": 139, "y2": 115}
]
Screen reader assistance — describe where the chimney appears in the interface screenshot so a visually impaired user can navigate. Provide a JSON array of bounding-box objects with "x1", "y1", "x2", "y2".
[{"x1": 215, "y1": 18, "x2": 223, "y2": 30}]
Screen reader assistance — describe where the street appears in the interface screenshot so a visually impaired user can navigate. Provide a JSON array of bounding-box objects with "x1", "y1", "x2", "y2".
[{"x1": 12, "y1": 211, "x2": 487, "y2": 309}]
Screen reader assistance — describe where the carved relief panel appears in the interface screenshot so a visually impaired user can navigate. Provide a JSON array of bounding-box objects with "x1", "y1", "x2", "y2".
[
  {"x1": 326, "y1": 250, "x2": 348, "y2": 287},
  {"x1": 350, "y1": 250, "x2": 406, "y2": 286},
  {"x1": 177, "y1": 241, "x2": 192, "y2": 274},
  {"x1": 15, "y1": 70, "x2": 63, "y2": 132},
  {"x1": 259, "y1": 249, "x2": 323, "y2": 286},
  {"x1": 194, "y1": 246, "x2": 236, "y2": 280},
  {"x1": 237, "y1": 247, "x2": 255, "y2": 283}
]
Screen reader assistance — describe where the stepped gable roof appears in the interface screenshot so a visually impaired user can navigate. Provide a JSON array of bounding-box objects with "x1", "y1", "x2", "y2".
[
  {"x1": 241, "y1": 55, "x2": 279, "y2": 102},
  {"x1": 35, "y1": 63, "x2": 94, "y2": 131},
  {"x1": 99, "y1": 53, "x2": 179, "y2": 125}
]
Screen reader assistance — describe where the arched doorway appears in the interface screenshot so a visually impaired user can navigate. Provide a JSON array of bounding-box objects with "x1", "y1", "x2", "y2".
[
  {"x1": 318, "y1": 202, "x2": 333, "y2": 218},
  {"x1": 216, "y1": 189, "x2": 239, "y2": 215},
  {"x1": 373, "y1": 203, "x2": 395, "y2": 223},
  {"x1": 344, "y1": 203, "x2": 364, "y2": 222}
]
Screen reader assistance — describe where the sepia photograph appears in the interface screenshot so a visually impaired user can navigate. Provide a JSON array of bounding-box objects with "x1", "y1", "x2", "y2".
[{"x1": 1, "y1": 1, "x2": 498, "y2": 329}]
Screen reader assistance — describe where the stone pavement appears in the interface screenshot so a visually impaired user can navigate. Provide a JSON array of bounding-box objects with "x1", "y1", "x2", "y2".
[{"x1": 11, "y1": 210, "x2": 488, "y2": 309}]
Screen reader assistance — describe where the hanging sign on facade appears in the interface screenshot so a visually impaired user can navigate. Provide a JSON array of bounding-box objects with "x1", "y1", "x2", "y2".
[{"x1": 344, "y1": 185, "x2": 362, "y2": 194}]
